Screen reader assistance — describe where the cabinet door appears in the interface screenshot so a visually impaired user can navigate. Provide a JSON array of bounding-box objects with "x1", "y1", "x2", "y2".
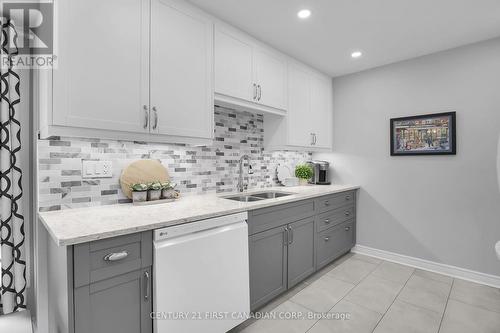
[
  {"x1": 310, "y1": 74, "x2": 333, "y2": 148},
  {"x1": 316, "y1": 220, "x2": 355, "y2": 270},
  {"x1": 215, "y1": 29, "x2": 254, "y2": 102},
  {"x1": 53, "y1": 0, "x2": 149, "y2": 133},
  {"x1": 253, "y1": 49, "x2": 287, "y2": 110},
  {"x1": 249, "y1": 226, "x2": 288, "y2": 310},
  {"x1": 287, "y1": 217, "x2": 315, "y2": 288},
  {"x1": 74, "y1": 268, "x2": 152, "y2": 333},
  {"x1": 287, "y1": 63, "x2": 313, "y2": 147},
  {"x1": 150, "y1": 0, "x2": 214, "y2": 139}
]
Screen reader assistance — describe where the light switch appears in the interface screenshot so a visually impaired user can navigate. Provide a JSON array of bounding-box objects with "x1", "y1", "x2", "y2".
[{"x1": 82, "y1": 160, "x2": 113, "y2": 178}]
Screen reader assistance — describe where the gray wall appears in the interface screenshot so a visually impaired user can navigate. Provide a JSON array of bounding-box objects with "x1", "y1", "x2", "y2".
[{"x1": 315, "y1": 37, "x2": 500, "y2": 276}]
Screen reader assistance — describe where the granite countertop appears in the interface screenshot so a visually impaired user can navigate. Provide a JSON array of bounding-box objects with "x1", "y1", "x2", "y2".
[{"x1": 39, "y1": 184, "x2": 360, "y2": 246}]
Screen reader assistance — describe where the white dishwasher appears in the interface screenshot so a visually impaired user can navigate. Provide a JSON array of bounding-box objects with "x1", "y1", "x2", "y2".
[{"x1": 153, "y1": 212, "x2": 250, "y2": 333}]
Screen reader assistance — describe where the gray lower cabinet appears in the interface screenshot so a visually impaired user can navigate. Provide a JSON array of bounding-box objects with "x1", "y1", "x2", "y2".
[
  {"x1": 74, "y1": 267, "x2": 152, "y2": 333},
  {"x1": 249, "y1": 225, "x2": 288, "y2": 309},
  {"x1": 249, "y1": 216, "x2": 316, "y2": 310},
  {"x1": 316, "y1": 219, "x2": 355, "y2": 270},
  {"x1": 248, "y1": 190, "x2": 357, "y2": 311},
  {"x1": 287, "y1": 217, "x2": 315, "y2": 288},
  {"x1": 46, "y1": 230, "x2": 153, "y2": 333}
]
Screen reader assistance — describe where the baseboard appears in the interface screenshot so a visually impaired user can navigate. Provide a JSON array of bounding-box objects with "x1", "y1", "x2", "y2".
[{"x1": 352, "y1": 244, "x2": 500, "y2": 288}]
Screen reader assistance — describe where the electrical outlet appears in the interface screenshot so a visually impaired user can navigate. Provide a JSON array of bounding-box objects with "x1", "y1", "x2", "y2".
[{"x1": 82, "y1": 160, "x2": 113, "y2": 178}]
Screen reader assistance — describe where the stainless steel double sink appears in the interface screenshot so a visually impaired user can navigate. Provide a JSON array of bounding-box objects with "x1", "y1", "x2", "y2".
[{"x1": 223, "y1": 191, "x2": 295, "y2": 202}]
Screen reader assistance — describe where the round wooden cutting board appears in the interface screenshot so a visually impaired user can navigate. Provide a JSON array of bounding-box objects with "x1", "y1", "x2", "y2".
[{"x1": 120, "y1": 160, "x2": 170, "y2": 199}]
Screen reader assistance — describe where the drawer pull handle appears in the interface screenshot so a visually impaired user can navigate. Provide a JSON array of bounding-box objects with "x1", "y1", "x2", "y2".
[
  {"x1": 345, "y1": 211, "x2": 350, "y2": 216},
  {"x1": 345, "y1": 195, "x2": 351, "y2": 201},
  {"x1": 144, "y1": 271, "x2": 150, "y2": 301},
  {"x1": 324, "y1": 237, "x2": 330, "y2": 242},
  {"x1": 324, "y1": 200, "x2": 330, "y2": 206},
  {"x1": 324, "y1": 219, "x2": 330, "y2": 224},
  {"x1": 103, "y1": 251, "x2": 128, "y2": 262},
  {"x1": 345, "y1": 226, "x2": 351, "y2": 231}
]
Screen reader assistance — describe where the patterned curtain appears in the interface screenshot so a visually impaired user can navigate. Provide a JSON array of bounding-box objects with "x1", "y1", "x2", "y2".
[{"x1": 0, "y1": 19, "x2": 25, "y2": 315}]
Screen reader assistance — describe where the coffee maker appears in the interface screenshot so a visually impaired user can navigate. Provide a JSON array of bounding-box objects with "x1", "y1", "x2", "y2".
[{"x1": 307, "y1": 161, "x2": 331, "y2": 185}]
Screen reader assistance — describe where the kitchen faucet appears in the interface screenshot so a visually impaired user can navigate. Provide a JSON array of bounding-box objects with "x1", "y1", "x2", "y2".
[{"x1": 237, "y1": 154, "x2": 253, "y2": 192}]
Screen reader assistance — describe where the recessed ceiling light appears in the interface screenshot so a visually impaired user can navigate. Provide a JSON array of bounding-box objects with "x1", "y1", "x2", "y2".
[
  {"x1": 351, "y1": 51, "x2": 363, "y2": 58},
  {"x1": 297, "y1": 9, "x2": 311, "y2": 19}
]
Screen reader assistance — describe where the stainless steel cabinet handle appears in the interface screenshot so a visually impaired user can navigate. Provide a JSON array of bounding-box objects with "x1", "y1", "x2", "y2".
[
  {"x1": 103, "y1": 251, "x2": 128, "y2": 262},
  {"x1": 345, "y1": 226, "x2": 351, "y2": 231},
  {"x1": 345, "y1": 195, "x2": 351, "y2": 201},
  {"x1": 152, "y1": 106, "x2": 158, "y2": 130},
  {"x1": 310, "y1": 133, "x2": 315, "y2": 145},
  {"x1": 324, "y1": 219, "x2": 330, "y2": 224},
  {"x1": 257, "y1": 85, "x2": 262, "y2": 101},
  {"x1": 324, "y1": 236, "x2": 330, "y2": 242},
  {"x1": 143, "y1": 105, "x2": 149, "y2": 129},
  {"x1": 283, "y1": 227, "x2": 289, "y2": 246},
  {"x1": 144, "y1": 271, "x2": 150, "y2": 301},
  {"x1": 313, "y1": 133, "x2": 317, "y2": 145},
  {"x1": 324, "y1": 200, "x2": 330, "y2": 206},
  {"x1": 288, "y1": 226, "x2": 294, "y2": 245},
  {"x1": 345, "y1": 211, "x2": 351, "y2": 216},
  {"x1": 253, "y1": 83, "x2": 257, "y2": 100}
]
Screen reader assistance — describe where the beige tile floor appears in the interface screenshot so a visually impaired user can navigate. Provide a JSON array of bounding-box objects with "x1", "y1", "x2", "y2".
[{"x1": 230, "y1": 253, "x2": 500, "y2": 333}]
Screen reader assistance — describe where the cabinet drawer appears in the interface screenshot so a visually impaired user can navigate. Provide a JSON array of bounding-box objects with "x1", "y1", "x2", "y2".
[
  {"x1": 316, "y1": 205, "x2": 355, "y2": 233},
  {"x1": 248, "y1": 200, "x2": 314, "y2": 235},
  {"x1": 74, "y1": 231, "x2": 152, "y2": 288},
  {"x1": 315, "y1": 191, "x2": 355, "y2": 214},
  {"x1": 316, "y1": 220, "x2": 355, "y2": 270}
]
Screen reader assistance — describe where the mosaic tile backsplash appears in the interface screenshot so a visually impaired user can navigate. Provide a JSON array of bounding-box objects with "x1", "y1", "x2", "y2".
[{"x1": 38, "y1": 106, "x2": 311, "y2": 211}]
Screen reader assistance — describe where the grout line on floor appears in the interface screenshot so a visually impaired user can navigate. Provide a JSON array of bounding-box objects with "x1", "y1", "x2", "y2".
[
  {"x1": 302, "y1": 256, "x2": 385, "y2": 333},
  {"x1": 304, "y1": 256, "x2": 386, "y2": 333},
  {"x1": 369, "y1": 267, "x2": 413, "y2": 333},
  {"x1": 437, "y1": 278, "x2": 454, "y2": 333},
  {"x1": 446, "y1": 296, "x2": 500, "y2": 314}
]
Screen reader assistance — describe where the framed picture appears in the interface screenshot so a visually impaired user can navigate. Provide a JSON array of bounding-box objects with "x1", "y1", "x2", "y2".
[{"x1": 390, "y1": 112, "x2": 456, "y2": 156}]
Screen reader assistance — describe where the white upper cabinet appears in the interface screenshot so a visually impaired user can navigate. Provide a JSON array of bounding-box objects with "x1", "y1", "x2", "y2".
[
  {"x1": 42, "y1": 0, "x2": 330, "y2": 148},
  {"x1": 287, "y1": 64, "x2": 312, "y2": 147},
  {"x1": 253, "y1": 50, "x2": 287, "y2": 110},
  {"x1": 214, "y1": 26, "x2": 287, "y2": 114},
  {"x1": 215, "y1": 29, "x2": 253, "y2": 102},
  {"x1": 150, "y1": 0, "x2": 214, "y2": 139},
  {"x1": 265, "y1": 62, "x2": 333, "y2": 151},
  {"x1": 43, "y1": 0, "x2": 214, "y2": 144},
  {"x1": 309, "y1": 74, "x2": 333, "y2": 149},
  {"x1": 52, "y1": 0, "x2": 150, "y2": 134}
]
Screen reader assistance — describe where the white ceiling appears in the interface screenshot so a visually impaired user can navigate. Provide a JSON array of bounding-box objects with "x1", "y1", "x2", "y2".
[{"x1": 188, "y1": 0, "x2": 500, "y2": 77}]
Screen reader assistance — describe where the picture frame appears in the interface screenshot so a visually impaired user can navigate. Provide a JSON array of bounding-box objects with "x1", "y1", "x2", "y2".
[{"x1": 390, "y1": 112, "x2": 456, "y2": 156}]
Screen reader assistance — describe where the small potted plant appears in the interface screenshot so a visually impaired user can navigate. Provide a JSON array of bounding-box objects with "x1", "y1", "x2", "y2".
[
  {"x1": 147, "y1": 181, "x2": 162, "y2": 201},
  {"x1": 130, "y1": 183, "x2": 148, "y2": 203},
  {"x1": 295, "y1": 164, "x2": 313, "y2": 186},
  {"x1": 161, "y1": 181, "x2": 178, "y2": 199}
]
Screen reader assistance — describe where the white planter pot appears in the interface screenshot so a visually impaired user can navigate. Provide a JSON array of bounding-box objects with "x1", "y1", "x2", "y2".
[
  {"x1": 148, "y1": 189, "x2": 161, "y2": 201},
  {"x1": 299, "y1": 178, "x2": 309, "y2": 186},
  {"x1": 132, "y1": 191, "x2": 147, "y2": 203}
]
